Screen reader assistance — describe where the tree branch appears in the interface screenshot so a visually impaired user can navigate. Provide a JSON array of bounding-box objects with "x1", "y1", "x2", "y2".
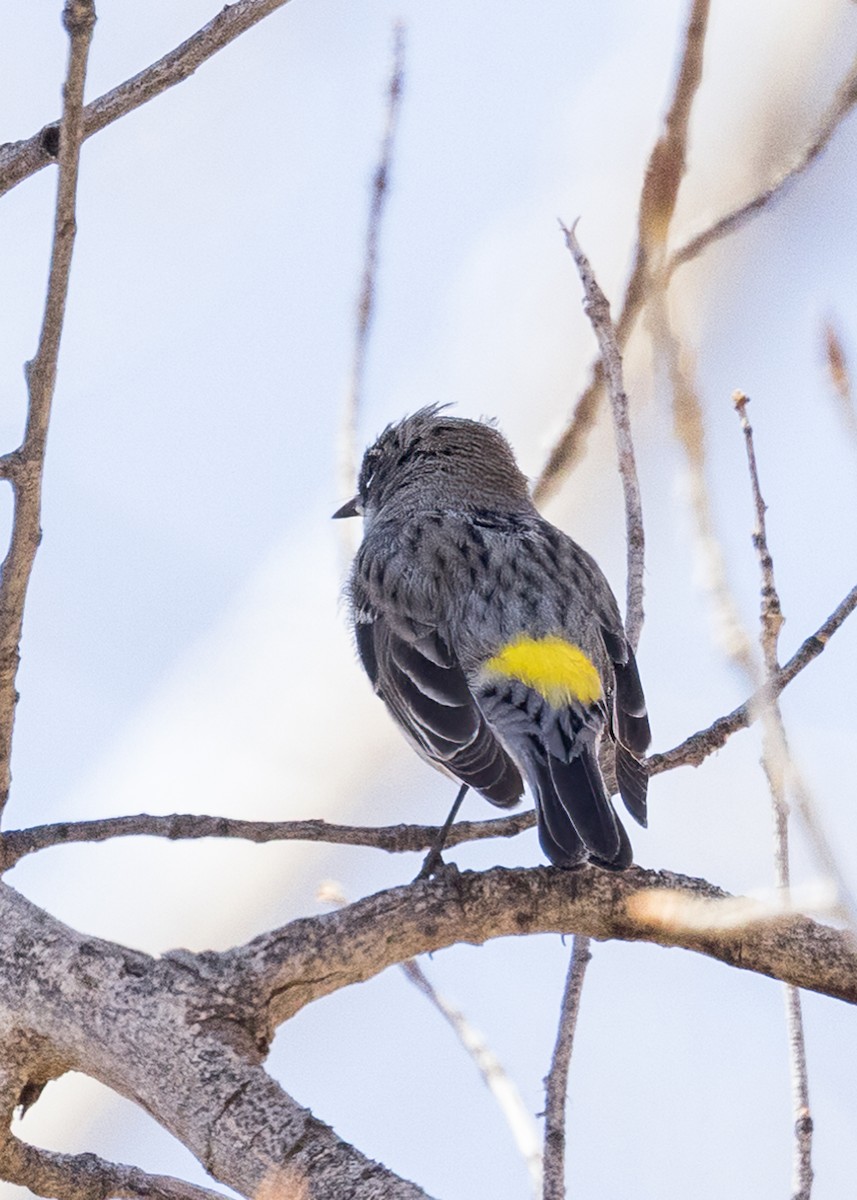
[
  {"x1": 559, "y1": 223, "x2": 645, "y2": 649},
  {"x1": 219, "y1": 866, "x2": 857, "y2": 1029},
  {"x1": 0, "y1": 0, "x2": 95, "y2": 824},
  {"x1": 541, "y1": 935, "x2": 591, "y2": 1200},
  {"x1": 647, "y1": 583, "x2": 857, "y2": 774},
  {"x1": 0, "y1": 1138, "x2": 231, "y2": 1200},
  {"x1": 0, "y1": 883, "x2": 433, "y2": 1200},
  {"x1": 734, "y1": 391, "x2": 813, "y2": 1198},
  {"x1": 667, "y1": 50, "x2": 857, "y2": 275},
  {"x1": 0, "y1": 810, "x2": 537, "y2": 871},
  {"x1": 0, "y1": 0, "x2": 296, "y2": 199}
]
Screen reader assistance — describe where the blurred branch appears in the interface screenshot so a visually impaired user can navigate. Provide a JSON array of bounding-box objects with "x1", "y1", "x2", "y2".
[
  {"x1": 822, "y1": 320, "x2": 857, "y2": 443},
  {"x1": 628, "y1": 880, "x2": 839, "y2": 933},
  {"x1": 340, "y1": 23, "x2": 406, "y2": 510},
  {"x1": 535, "y1": 24, "x2": 857, "y2": 507},
  {"x1": 560, "y1": 223, "x2": 645, "y2": 649},
  {"x1": 0, "y1": 0, "x2": 95, "y2": 824},
  {"x1": 541, "y1": 935, "x2": 591, "y2": 1200},
  {"x1": 0, "y1": 0, "x2": 296, "y2": 198},
  {"x1": 401, "y1": 957, "x2": 543, "y2": 1197},
  {"x1": 668, "y1": 51, "x2": 857, "y2": 274},
  {"x1": 648, "y1": 582, "x2": 857, "y2": 774},
  {"x1": 534, "y1": 0, "x2": 710, "y2": 504},
  {"x1": 734, "y1": 391, "x2": 813, "y2": 1197},
  {"x1": 647, "y1": 281, "x2": 756, "y2": 673}
]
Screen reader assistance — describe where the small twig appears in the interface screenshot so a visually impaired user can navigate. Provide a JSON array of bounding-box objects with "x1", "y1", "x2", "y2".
[
  {"x1": 0, "y1": 810, "x2": 536, "y2": 872},
  {"x1": 340, "y1": 23, "x2": 406, "y2": 510},
  {"x1": 648, "y1": 583, "x2": 857, "y2": 774},
  {"x1": 541, "y1": 936, "x2": 592, "y2": 1200},
  {"x1": 0, "y1": 1135, "x2": 230, "y2": 1200},
  {"x1": 401, "y1": 958, "x2": 543, "y2": 1197},
  {"x1": 0, "y1": 0, "x2": 95, "y2": 825},
  {"x1": 734, "y1": 391, "x2": 813, "y2": 1197},
  {"x1": 534, "y1": 0, "x2": 710, "y2": 505},
  {"x1": 0, "y1": 0, "x2": 297, "y2": 199},
  {"x1": 559, "y1": 223, "x2": 645, "y2": 649}
]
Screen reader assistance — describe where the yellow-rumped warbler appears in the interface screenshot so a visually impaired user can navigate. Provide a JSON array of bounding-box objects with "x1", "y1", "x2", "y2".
[{"x1": 334, "y1": 406, "x2": 650, "y2": 869}]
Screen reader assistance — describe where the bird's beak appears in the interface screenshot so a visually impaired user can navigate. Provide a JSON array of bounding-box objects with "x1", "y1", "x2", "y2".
[{"x1": 332, "y1": 495, "x2": 361, "y2": 519}]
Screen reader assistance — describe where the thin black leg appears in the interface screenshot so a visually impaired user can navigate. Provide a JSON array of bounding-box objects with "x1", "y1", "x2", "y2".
[{"x1": 415, "y1": 783, "x2": 469, "y2": 880}]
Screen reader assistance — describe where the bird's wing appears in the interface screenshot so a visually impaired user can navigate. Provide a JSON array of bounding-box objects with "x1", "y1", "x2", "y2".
[{"x1": 354, "y1": 611, "x2": 523, "y2": 808}]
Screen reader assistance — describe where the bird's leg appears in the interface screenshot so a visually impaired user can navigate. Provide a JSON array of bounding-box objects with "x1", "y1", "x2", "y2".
[{"x1": 415, "y1": 783, "x2": 469, "y2": 880}]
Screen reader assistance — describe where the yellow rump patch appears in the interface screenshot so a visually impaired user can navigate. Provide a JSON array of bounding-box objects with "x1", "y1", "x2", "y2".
[{"x1": 484, "y1": 635, "x2": 603, "y2": 708}]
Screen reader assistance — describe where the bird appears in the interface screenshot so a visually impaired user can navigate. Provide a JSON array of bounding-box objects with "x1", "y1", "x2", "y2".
[{"x1": 333, "y1": 406, "x2": 650, "y2": 869}]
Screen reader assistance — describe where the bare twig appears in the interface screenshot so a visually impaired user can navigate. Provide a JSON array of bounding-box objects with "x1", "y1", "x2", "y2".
[
  {"x1": 548, "y1": 209, "x2": 649, "y2": 1195},
  {"x1": 534, "y1": 0, "x2": 710, "y2": 505},
  {"x1": 559, "y1": 223, "x2": 646, "y2": 649},
  {"x1": 0, "y1": 0, "x2": 296, "y2": 199},
  {"x1": 0, "y1": 810, "x2": 537, "y2": 872},
  {"x1": 0, "y1": 1136, "x2": 230, "y2": 1200},
  {"x1": 0, "y1": 0, "x2": 95, "y2": 825},
  {"x1": 541, "y1": 936, "x2": 591, "y2": 1200},
  {"x1": 401, "y1": 958, "x2": 543, "y2": 1197},
  {"x1": 733, "y1": 391, "x2": 813, "y2": 1198},
  {"x1": 340, "y1": 23, "x2": 406, "y2": 507},
  {"x1": 648, "y1": 583, "x2": 857, "y2": 774}
]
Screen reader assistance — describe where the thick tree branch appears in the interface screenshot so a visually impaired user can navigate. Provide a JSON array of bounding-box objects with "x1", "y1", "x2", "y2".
[
  {"x1": 218, "y1": 866, "x2": 857, "y2": 1030},
  {"x1": 0, "y1": 883, "x2": 432, "y2": 1200},
  {"x1": 1, "y1": 862, "x2": 852, "y2": 1198},
  {"x1": 0, "y1": 0, "x2": 296, "y2": 199},
  {"x1": 0, "y1": 1137, "x2": 231, "y2": 1200},
  {"x1": 0, "y1": 0, "x2": 95, "y2": 824}
]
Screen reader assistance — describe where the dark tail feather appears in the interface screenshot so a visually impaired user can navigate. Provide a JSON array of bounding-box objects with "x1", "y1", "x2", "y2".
[
  {"x1": 615, "y1": 743, "x2": 648, "y2": 827},
  {"x1": 531, "y1": 761, "x2": 587, "y2": 868},
  {"x1": 613, "y1": 655, "x2": 651, "y2": 755},
  {"x1": 531, "y1": 748, "x2": 631, "y2": 869}
]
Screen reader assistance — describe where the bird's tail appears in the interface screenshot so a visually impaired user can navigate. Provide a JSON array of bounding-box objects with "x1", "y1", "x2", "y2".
[{"x1": 530, "y1": 744, "x2": 632, "y2": 869}]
